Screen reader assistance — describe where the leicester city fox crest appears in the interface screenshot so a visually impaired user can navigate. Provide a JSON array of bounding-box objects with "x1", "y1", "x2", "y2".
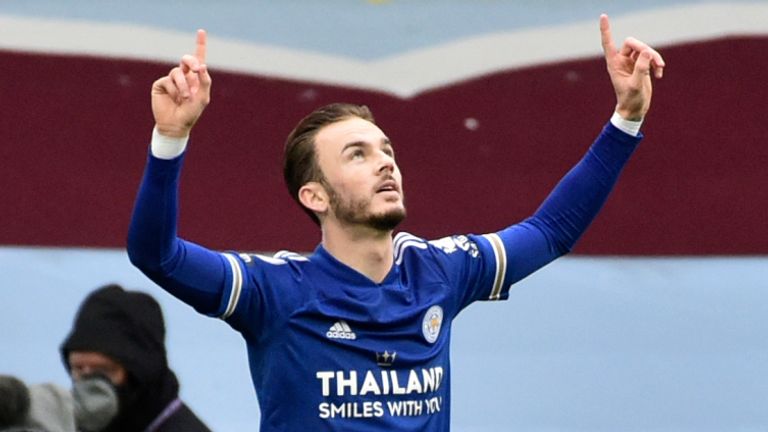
[{"x1": 421, "y1": 305, "x2": 443, "y2": 343}]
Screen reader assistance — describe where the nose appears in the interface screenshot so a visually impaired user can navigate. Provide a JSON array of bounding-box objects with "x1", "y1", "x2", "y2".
[
  {"x1": 377, "y1": 151, "x2": 395, "y2": 174},
  {"x1": 72, "y1": 365, "x2": 91, "y2": 380}
]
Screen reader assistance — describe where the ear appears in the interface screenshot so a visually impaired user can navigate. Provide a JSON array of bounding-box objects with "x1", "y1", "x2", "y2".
[{"x1": 298, "y1": 182, "x2": 329, "y2": 216}]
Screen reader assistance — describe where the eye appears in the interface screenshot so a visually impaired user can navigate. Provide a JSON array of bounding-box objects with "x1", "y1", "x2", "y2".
[
  {"x1": 351, "y1": 149, "x2": 365, "y2": 159},
  {"x1": 70, "y1": 365, "x2": 85, "y2": 377}
]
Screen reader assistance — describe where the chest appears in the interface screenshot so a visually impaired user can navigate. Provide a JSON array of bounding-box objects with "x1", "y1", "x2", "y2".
[{"x1": 280, "y1": 280, "x2": 451, "y2": 369}]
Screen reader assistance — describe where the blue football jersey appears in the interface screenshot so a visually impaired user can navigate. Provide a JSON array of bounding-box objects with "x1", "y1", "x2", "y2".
[
  {"x1": 128, "y1": 122, "x2": 641, "y2": 432},
  {"x1": 214, "y1": 232, "x2": 510, "y2": 431}
]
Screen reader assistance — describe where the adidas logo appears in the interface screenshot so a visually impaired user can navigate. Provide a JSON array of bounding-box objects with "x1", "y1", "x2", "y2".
[{"x1": 326, "y1": 320, "x2": 357, "y2": 340}]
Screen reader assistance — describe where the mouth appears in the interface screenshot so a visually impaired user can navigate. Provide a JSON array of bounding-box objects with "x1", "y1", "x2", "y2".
[{"x1": 376, "y1": 179, "x2": 399, "y2": 194}]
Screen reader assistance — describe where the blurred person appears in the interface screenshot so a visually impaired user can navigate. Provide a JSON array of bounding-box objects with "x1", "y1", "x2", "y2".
[
  {"x1": 128, "y1": 15, "x2": 664, "y2": 431},
  {"x1": 0, "y1": 374, "x2": 74, "y2": 432},
  {"x1": 0, "y1": 374, "x2": 36, "y2": 431},
  {"x1": 0, "y1": 371, "x2": 121, "y2": 432},
  {"x1": 60, "y1": 284, "x2": 211, "y2": 432}
]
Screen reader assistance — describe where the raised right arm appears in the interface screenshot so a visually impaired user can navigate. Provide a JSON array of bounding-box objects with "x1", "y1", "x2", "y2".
[{"x1": 127, "y1": 30, "x2": 234, "y2": 317}]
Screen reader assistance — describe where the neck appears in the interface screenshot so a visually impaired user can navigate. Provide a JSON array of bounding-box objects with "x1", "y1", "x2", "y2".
[{"x1": 321, "y1": 221, "x2": 394, "y2": 283}]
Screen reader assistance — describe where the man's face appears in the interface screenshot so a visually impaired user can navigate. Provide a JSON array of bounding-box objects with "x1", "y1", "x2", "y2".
[
  {"x1": 68, "y1": 351, "x2": 127, "y2": 386},
  {"x1": 314, "y1": 117, "x2": 406, "y2": 231}
]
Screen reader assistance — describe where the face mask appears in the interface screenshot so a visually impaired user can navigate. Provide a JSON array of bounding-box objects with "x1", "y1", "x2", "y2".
[{"x1": 72, "y1": 374, "x2": 119, "y2": 432}]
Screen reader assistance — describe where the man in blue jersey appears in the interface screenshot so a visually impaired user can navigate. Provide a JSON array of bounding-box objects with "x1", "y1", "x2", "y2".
[{"x1": 128, "y1": 14, "x2": 664, "y2": 431}]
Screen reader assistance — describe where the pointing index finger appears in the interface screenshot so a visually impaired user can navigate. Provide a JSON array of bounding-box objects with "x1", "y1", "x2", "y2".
[
  {"x1": 196, "y1": 29, "x2": 207, "y2": 64},
  {"x1": 599, "y1": 14, "x2": 616, "y2": 59}
]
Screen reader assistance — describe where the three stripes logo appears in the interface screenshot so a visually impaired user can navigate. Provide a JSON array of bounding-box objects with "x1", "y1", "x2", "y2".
[{"x1": 326, "y1": 320, "x2": 357, "y2": 340}]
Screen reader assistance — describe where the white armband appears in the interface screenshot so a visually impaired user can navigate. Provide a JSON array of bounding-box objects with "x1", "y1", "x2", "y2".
[
  {"x1": 610, "y1": 112, "x2": 643, "y2": 137},
  {"x1": 151, "y1": 127, "x2": 188, "y2": 160}
]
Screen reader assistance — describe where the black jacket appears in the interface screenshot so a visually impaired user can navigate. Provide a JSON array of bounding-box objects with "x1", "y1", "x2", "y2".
[
  {"x1": 156, "y1": 404, "x2": 211, "y2": 432},
  {"x1": 61, "y1": 284, "x2": 211, "y2": 432}
]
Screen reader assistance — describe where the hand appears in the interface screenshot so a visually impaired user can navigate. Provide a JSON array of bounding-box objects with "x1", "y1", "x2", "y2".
[
  {"x1": 151, "y1": 29, "x2": 212, "y2": 138},
  {"x1": 600, "y1": 14, "x2": 665, "y2": 121}
]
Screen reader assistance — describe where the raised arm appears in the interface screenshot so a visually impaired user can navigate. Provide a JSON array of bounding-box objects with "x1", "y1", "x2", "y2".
[
  {"x1": 127, "y1": 31, "x2": 233, "y2": 317},
  {"x1": 496, "y1": 15, "x2": 665, "y2": 283}
]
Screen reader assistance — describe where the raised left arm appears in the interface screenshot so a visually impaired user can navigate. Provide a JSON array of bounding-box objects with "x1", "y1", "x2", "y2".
[{"x1": 496, "y1": 15, "x2": 665, "y2": 284}]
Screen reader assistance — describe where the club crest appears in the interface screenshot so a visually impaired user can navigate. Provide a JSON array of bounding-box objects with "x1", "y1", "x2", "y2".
[{"x1": 422, "y1": 305, "x2": 443, "y2": 344}]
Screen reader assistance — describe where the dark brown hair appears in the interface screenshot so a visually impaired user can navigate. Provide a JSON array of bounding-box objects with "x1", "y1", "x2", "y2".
[{"x1": 283, "y1": 103, "x2": 375, "y2": 225}]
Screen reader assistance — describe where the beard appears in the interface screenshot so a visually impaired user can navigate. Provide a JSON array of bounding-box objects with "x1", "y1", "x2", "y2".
[{"x1": 325, "y1": 182, "x2": 406, "y2": 231}]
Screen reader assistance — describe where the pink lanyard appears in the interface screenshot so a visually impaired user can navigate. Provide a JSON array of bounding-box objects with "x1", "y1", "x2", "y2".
[{"x1": 144, "y1": 397, "x2": 183, "y2": 432}]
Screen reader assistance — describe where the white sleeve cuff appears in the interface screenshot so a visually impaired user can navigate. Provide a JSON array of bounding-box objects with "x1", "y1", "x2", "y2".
[
  {"x1": 610, "y1": 112, "x2": 643, "y2": 137},
  {"x1": 151, "y1": 127, "x2": 188, "y2": 159}
]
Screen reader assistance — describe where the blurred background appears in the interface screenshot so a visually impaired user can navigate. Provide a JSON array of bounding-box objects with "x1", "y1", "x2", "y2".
[{"x1": 1, "y1": 1, "x2": 766, "y2": 430}]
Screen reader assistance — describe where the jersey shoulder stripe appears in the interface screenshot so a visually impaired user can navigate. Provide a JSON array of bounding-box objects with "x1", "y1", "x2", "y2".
[
  {"x1": 274, "y1": 250, "x2": 309, "y2": 261},
  {"x1": 220, "y1": 252, "x2": 244, "y2": 319},
  {"x1": 219, "y1": 250, "x2": 310, "y2": 321},
  {"x1": 393, "y1": 232, "x2": 428, "y2": 265},
  {"x1": 236, "y1": 250, "x2": 310, "y2": 267},
  {"x1": 481, "y1": 233, "x2": 507, "y2": 300}
]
